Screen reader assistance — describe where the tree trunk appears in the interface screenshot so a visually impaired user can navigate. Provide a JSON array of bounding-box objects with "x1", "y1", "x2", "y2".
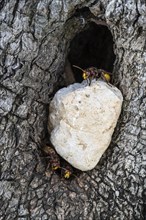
[{"x1": 0, "y1": 0, "x2": 145, "y2": 219}]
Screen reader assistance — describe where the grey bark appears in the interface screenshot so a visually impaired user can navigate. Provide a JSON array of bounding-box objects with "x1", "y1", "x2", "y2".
[{"x1": 0, "y1": 0, "x2": 146, "y2": 219}]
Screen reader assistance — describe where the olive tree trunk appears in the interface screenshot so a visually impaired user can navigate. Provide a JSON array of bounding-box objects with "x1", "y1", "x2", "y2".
[{"x1": 0, "y1": 0, "x2": 145, "y2": 219}]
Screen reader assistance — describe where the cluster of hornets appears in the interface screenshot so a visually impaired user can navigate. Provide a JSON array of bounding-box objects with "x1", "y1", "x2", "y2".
[{"x1": 43, "y1": 66, "x2": 111, "y2": 179}]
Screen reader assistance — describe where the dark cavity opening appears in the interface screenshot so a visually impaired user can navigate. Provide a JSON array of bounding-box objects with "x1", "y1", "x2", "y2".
[{"x1": 68, "y1": 22, "x2": 116, "y2": 83}]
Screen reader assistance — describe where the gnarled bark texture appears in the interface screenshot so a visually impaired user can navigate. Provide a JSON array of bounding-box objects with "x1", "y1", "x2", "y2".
[{"x1": 0, "y1": 0, "x2": 146, "y2": 219}]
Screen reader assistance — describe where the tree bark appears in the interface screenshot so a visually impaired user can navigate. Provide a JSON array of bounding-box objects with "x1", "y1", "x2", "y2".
[{"x1": 0, "y1": 0, "x2": 145, "y2": 219}]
